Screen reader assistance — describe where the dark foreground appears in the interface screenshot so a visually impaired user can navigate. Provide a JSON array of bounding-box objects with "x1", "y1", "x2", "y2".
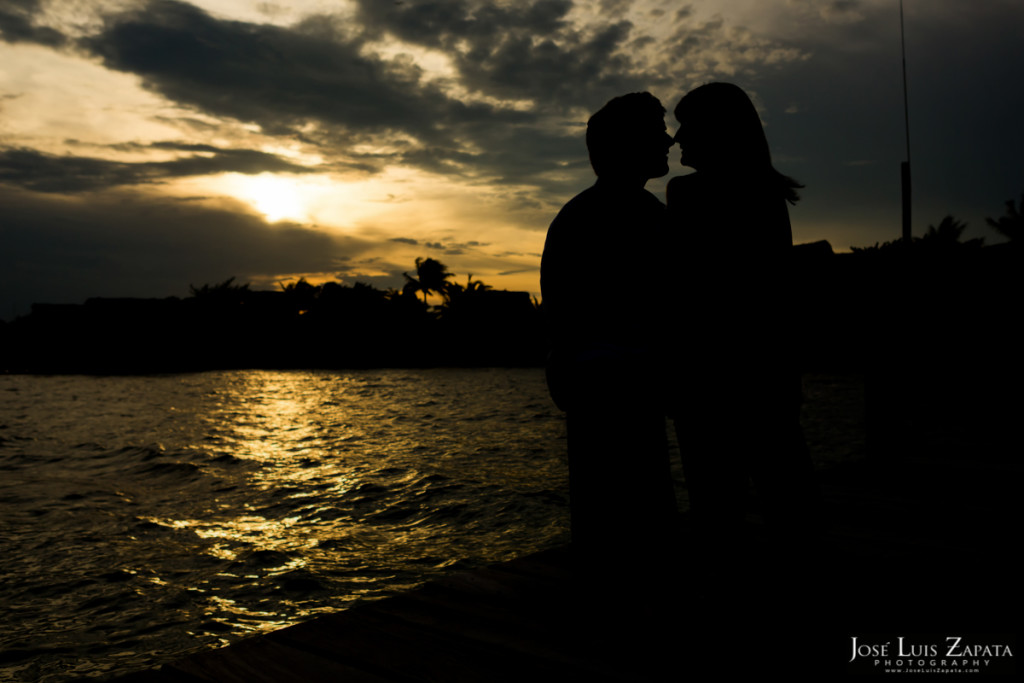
[{"x1": 111, "y1": 450, "x2": 1021, "y2": 681}]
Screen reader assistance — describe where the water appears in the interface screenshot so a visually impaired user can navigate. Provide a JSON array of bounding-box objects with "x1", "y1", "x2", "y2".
[
  {"x1": 0, "y1": 368, "x2": 571, "y2": 682},
  {"x1": 0, "y1": 368, "x2": 864, "y2": 681}
]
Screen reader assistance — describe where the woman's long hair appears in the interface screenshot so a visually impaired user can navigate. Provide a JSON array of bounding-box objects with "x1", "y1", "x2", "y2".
[{"x1": 675, "y1": 82, "x2": 802, "y2": 205}]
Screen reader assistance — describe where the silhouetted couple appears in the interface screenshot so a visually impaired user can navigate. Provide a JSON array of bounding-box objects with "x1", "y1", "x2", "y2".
[{"x1": 542, "y1": 84, "x2": 819, "y2": 569}]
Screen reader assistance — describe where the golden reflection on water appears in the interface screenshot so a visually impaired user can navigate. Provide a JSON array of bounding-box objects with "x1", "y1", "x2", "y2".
[
  {"x1": 138, "y1": 513, "x2": 312, "y2": 563},
  {"x1": 0, "y1": 368, "x2": 568, "y2": 681},
  {"x1": 137, "y1": 369, "x2": 565, "y2": 641},
  {"x1": 214, "y1": 371, "x2": 333, "y2": 464},
  {"x1": 202, "y1": 595, "x2": 292, "y2": 636},
  {"x1": 197, "y1": 372, "x2": 362, "y2": 557},
  {"x1": 148, "y1": 371, "x2": 380, "y2": 633},
  {"x1": 193, "y1": 516, "x2": 306, "y2": 562}
]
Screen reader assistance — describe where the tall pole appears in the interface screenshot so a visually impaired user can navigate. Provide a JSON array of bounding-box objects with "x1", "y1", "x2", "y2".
[{"x1": 900, "y1": 0, "x2": 912, "y2": 243}]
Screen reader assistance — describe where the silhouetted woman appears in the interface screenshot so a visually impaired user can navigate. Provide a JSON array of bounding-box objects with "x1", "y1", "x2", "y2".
[{"x1": 666, "y1": 82, "x2": 818, "y2": 553}]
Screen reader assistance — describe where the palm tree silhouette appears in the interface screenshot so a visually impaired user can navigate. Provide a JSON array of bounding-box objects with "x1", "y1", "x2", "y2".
[
  {"x1": 279, "y1": 277, "x2": 319, "y2": 314},
  {"x1": 986, "y1": 192, "x2": 1024, "y2": 242},
  {"x1": 917, "y1": 215, "x2": 983, "y2": 251},
  {"x1": 851, "y1": 215, "x2": 983, "y2": 252},
  {"x1": 403, "y1": 257, "x2": 453, "y2": 304},
  {"x1": 445, "y1": 273, "x2": 492, "y2": 299},
  {"x1": 188, "y1": 277, "x2": 251, "y2": 306}
]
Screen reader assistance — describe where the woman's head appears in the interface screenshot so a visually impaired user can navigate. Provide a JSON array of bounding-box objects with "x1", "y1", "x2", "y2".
[
  {"x1": 674, "y1": 82, "x2": 801, "y2": 202},
  {"x1": 673, "y1": 82, "x2": 770, "y2": 173}
]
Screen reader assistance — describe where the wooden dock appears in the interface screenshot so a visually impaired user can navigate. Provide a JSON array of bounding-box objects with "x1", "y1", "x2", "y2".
[
  {"x1": 112, "y1": 545, "x2": 695, "y2": 682},
  {"x1": 111, "y1": 541, "x2": 848, "y2": 681},
  {"x1": 112, "y1": 454, "x2": 1022, "y2": 681}
]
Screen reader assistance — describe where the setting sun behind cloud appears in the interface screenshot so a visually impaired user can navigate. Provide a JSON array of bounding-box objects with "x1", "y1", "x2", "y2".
[
  {"x1": 1, "y1": 0, "x2": 1023, "y2": 320},
  {"x1": 229, "y1": 173, "x2": 310, "y2": 224}
]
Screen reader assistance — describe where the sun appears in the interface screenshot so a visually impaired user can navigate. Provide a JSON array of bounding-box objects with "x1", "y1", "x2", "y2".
[{"x1": 236, "y1": 173, "x2": 309, "y2": 223}]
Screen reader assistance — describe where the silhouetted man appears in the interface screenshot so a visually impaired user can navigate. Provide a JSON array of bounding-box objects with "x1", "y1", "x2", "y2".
[{"x1": 541, "y1": 92, "x2": 677, "y2": 562}]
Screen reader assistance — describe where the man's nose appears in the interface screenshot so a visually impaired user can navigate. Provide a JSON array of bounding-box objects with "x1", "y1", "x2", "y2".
[{"x1": 663, "y1": 133, "x2": 675, "y2": 147}]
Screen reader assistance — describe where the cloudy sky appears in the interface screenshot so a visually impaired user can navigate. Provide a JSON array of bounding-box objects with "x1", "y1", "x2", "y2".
[{"x1": 2, "y1": 0, "x2": 1022, "y2": 318}]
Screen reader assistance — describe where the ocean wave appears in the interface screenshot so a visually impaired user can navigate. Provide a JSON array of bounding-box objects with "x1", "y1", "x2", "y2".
[{"x1": 0, "y1": 368, "x2": 570, "y2": 682}]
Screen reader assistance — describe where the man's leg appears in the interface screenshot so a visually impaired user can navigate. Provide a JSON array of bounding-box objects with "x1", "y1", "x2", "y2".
[{"x1": 568, "y1": 409, "x2": 676, "y2": 558}]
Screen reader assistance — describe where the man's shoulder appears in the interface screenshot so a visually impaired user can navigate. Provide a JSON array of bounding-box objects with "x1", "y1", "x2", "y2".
[
  {"x1": 554, "y1": 184, "x2": 602, "y2": 213},
  {"x1": 547, "y1": 185, "x2": 598, "y2": 234},
  {"x1": 552, "y1": 182, "x2": 663, "y2": 225}
]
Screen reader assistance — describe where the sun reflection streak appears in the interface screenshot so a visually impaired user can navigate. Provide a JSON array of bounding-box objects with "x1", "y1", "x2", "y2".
[
  {"x1": 127, "y1": 370, "x2": 568, "y2": 640},
  {"x1": 203, "y1": 595, "x2": 292, "y2": 635},
  {"x1": 139, "y1": 514, "x2": 314, "y2": 561},
  {"x1": 163, "y1": 376, "x2": 388, "y2": 582},
  {"x1": 0, "y1": 368, "x2": 570, "y2": 680}
]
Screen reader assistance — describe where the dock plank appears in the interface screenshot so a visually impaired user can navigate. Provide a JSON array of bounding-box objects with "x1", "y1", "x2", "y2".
[
  {"x1": 112, "y1": 455, "x2": 1024, "y2": 683},
  {"x1": 164, "y1": 635, "x2": 394, "y2": 683},
  {"x1": 124, "y1": 546, "x2": 677, "y2": 682}
]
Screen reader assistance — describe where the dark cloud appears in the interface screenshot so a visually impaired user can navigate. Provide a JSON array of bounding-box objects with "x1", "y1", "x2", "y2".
[
  {"x1": 599, "y1": 0, "x2": 633, "y2": 18},
  {"x1": 84, "y1": 1, "x2": 513, "y2": 144},
  {"x1": 389, "y1": 237, "x2": 419, "y2": 245},
  {"x1": 498, "y1": 267, "x2": 540, "y2": 276},
  {"x1": 331, "y1": 267, "x2": 410, "y2": 292},
  {"x1": 0, "y1": 144, "x2": 313, "y2": 193},
  {"x1": 674, "y1": 5, "x2": 695, "y2": 22},
  {"x1": 0, "y1": 186, "x2": 372, "y2": 316},
  {"x1": 663, "y1": 16, "x2": 725, "y2": 61},
  {"x1": 72, "y1": 0, "x2": 653, "y2": 193},
  {"x1": 354, "y1": 0, "x2": 573, "y2": 51},
  {"x1": 353, "y1": 0, "x2": 640, "y2": 115},
  {"x1": 81, "y1": 0, "x2": 590, "y2": 186},
  {"x1": 743, "y1": 0, "x2": 1024, "y2": 247},
  {"x1": 75, "y1": 0, "x2": 660, "y2": 192},
  {"x1": 458, "y1": 21, "x2": 636, "y2": 111},
  {"x1": 413, "y1": 238, "x2": 492, "y2": 257},
  {"x1": 820, "y1": 0, "x2": 866, "y2": 22},
  {"x1": 2, "y1": 0, "x2": 1019, "y2": 314},
  {"x1": 0, "y1": 0, "x2": 66, "y2": 47}
]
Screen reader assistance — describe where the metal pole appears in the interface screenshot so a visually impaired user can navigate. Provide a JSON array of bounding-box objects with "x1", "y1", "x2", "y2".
[{"x1": 900, "y1": 0, "x2": 912, "y2": 243}]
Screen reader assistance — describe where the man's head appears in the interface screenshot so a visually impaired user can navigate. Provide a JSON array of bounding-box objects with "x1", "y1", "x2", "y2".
[{"x1": 586, "y1": 92, "x2": 673, "y2": 182}]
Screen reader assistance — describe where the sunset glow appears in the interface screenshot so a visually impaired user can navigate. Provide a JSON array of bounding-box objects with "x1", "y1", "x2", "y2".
[
  {"x1": 232, "y1": 174, "x2": 311, "y2": 224},
  {"x1": 2, "y1": 0, "x2": 1022, "y2": 317}
]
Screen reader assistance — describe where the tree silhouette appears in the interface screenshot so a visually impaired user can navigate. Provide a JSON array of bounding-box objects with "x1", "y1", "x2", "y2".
[
  {"x1": 4, "y1": 256, "x2": 552, "y2": 371},
  {"x1": 440, "y1": 273, "x2": 494, "y2": 320},
  {"x1": 279, "y1": 277, "x2": 320, "y2": 315},
  {"x1": 189, "y1": 276, "x2": 249, "y2": 297},
  {"x1": 917, "y1": 215, "x2": 983, "y2": 251},
  {"x1": 403, "y1": 257, "x2": 453, "y2": 304},
  {"x1": 850, "y1": 239, "x2": 902, "y2": 253},
  {"x1": 188, "y1": 277, "x2": 251, "y2": 306},
  {"x1": 445, "y1": 273, "x2": 492, "y2": 300},
  {"x1": 986, "y1": 192, "x2": 1024, "y2": 242},
  {"x1": 851, "y1": 215, "x2": 983, "y2": 253}
]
